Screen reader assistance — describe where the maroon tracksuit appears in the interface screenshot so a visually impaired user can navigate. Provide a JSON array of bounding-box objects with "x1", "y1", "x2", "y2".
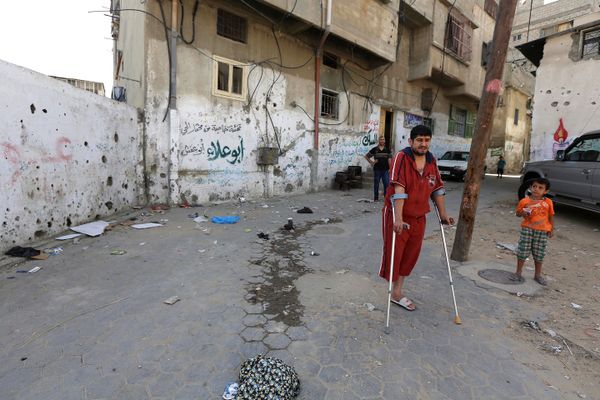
[{"x1": 379, "y1": 147, "x2": 444, "y2": 282}]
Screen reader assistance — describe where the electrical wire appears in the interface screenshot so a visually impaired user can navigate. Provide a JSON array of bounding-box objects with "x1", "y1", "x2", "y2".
[
  {"x1": 427, "y1": 0, "x2": 459, "y2": 118},
  {"x1": 157, "y1": 0, "x2": 173, "y2": 123},
  {"x1": 179, "y1": 0, "x2": 200, "y2": 45}
]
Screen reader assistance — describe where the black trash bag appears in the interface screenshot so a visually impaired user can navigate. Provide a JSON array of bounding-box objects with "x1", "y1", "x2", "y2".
[
  {"x1": 237, "y1": 355, "x2": 300, "y2": 399},
  {"x1": 5, "y1": 246, "x2": 41, "y2": 258}
]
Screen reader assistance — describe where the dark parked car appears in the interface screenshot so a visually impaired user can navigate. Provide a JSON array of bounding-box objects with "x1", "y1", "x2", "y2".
[{"x1": 519, "y1": 131, "x2": 600, "y2": 213}]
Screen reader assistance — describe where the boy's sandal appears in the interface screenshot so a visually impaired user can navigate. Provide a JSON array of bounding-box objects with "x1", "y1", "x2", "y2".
[
  {"x1": 534, "y1": 276, "x2": 547, "y2": 286},
  {"x1": 391, "y1": 297, "x2": 415, "y2": 311},
  {"x1": 509, "y1": 274, "x2": 524, "y2": 283}
]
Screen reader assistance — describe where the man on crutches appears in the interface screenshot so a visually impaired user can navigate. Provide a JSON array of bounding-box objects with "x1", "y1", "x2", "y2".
[{"x1": 379, "y1": 125, "x2": 454, "y2": 325}]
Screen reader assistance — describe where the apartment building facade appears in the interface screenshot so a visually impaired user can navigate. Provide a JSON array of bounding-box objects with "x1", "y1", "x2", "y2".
[
  {"x1": 111, "y1": 0, "x2": 496, "y2": 204},
  {"x1": 517, "y1": 11, "x2": 600, "y2": 162}
]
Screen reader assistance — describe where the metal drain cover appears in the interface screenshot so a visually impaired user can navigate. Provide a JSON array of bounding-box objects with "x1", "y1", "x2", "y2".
[{"x1": 477, "y1": 269, "x2": 522, "y2": 285}]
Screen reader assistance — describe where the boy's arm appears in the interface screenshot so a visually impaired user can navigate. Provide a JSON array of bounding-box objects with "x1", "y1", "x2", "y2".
[
  {"x1": 548, "y1": 214, "x2": 554, "y2": 237},
  {"x1": 515, "y1": 199, "x2": 527, "y2": 217}
]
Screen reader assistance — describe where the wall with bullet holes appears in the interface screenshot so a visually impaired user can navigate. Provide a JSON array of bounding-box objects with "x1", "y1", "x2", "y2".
[{"x1": 0, "y1": 60, "x2": 143, "y2": 253}]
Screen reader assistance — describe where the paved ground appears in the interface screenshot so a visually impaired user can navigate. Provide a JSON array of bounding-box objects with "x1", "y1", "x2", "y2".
[{"x1": 0, "y1": 178, "x2": 568, "y2": 399}]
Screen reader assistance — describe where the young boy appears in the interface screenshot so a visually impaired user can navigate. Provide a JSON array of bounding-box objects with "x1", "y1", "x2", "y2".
[
  {"x1": 497, "y1": 156, "x2": 506, "y2": 178},
  {"x1": 512, "y1": 178, "x2": 554, "y2": 285}
]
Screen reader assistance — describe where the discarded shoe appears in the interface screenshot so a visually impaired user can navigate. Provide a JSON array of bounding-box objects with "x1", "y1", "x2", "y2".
[
  {"x1": 297, "y1": 207, "x2": 313, "y2": 214},
  {"x1": 257, "y1": 232, "x2": 270, "y2": 240},
  {"x1": 283, "y1": 218, "x2": 294, "y2": 231}
]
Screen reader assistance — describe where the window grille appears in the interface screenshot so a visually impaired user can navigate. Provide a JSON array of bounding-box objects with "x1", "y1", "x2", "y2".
[
  {"x1": 445, "y1": 11, "x2": 472, "y2": 62},
  {"x1": 217, "y1": 9, "x2": 247, "y2": 43},
  {"x1": 321, "y1": 89, "x2": 339, "y2": 120},
  {"x1": 582, "y1": 28, "x2": 600, "y2": 57}
]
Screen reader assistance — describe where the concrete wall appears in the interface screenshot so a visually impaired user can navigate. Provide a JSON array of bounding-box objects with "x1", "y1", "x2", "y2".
[
  {"x1": 0, "y1": 60, "x2": 142, "y2": 252},
  {"x1": 116, "y1": 0, "x2": 496, "y2": 205},
  {"x1": 530, "y1": 21, "x2": 600, "y2": 161}
]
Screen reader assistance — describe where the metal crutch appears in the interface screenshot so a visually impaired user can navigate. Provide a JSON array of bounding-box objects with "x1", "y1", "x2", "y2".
[
  {"x1": 385, "y1": 193, "x2": 408, "y2": 334},
  {"x1": 433, "y1": 204, "x2": 462, "y2": 325}
]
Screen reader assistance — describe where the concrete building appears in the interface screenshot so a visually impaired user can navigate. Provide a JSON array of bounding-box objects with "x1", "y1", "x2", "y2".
[
  {"x1": 488, "y1": 62, "x2": 534, "y2": 174},
  {"x1": 50, "y1": 76, "x2": 106, "y2": 96},
  {"x1": 517, "y1": 11, "x2": 600, "y2": 161},
  {"x1": 111, "y1": 0, "x2": 496, "y2": 204},
  {"x1": 486, "y1": 0, "x2": 600, "y2": 173}
]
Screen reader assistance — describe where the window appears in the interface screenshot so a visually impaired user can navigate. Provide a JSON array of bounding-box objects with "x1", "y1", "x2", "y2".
[
  {"x1": 212, "y1": 56, "x2": 247, "y2": 100},
  {"x1": 484, "y1": 0, "x2": 498, "y2": 19},
  {"x1": 323, "y1": 52, "x2": 339, "y2": 69},
  {"x1": 445, "y1": 10, "x2": 472, "y2": 62},
  {"x1": 514, "y1": 108, "x2": 519, "y2": 125},
  {"x1": 564, "y1": 136, "x2": 600, "y2": 162},
  {"x1": 321, "y1": 89, "x2": 339, "y2": 120},
  {"x1": 512, "y1": 33, "x2": 522, "y2": 42},
  {"x1": 448, "y1": 105, "x2": 475, "y2": 138},
  {"x1": 582, "y1": 28, "x2": 600, "y2": 58},
  {"x1": 217, "y1": 9, "x2": 247, "y2": 43},
  {"x1": 481, "y1": 41, "x2": 491, "y2": 68}
]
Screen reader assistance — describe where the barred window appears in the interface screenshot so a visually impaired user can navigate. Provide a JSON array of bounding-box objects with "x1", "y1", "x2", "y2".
[
  {"x1": 217, "y1": 9, "x2": 247, "y2": 43},
  {"x1": 582, "y1": 28, "x2": 600, "y2": 58},
  {"x1": 445, "y1": 10, "x2": 472, "y2": 62},
  {"x1": 321, "y1": 89, "x2": 339, "y2": 120}
]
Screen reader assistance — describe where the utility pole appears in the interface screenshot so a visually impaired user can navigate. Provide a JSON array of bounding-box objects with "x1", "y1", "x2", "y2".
[{"x1": 450, "y1": 0, "x2": 518, "y2": 261}]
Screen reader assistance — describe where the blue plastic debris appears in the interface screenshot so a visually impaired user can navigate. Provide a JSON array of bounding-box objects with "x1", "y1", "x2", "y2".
[{"x1": 211, "y1": 216, "x2": 240, "y2": 224}]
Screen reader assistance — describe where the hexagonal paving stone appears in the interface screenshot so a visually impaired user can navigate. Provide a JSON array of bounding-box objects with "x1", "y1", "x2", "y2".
[
  {"x1": 263, "y1": 333, "x2": 291, "y2": 350},
  {"x1": 286, "y1": 325, "x2": 310, "y2": 341},
  {"x1": 264, "y1": 320, "x2": 287, "y2": 333},
  {"x1": 436, "y1": 376, "x2": 473, "y2": 400},
  {"x1": 318, "y1": 365, "x2": 350, "y2": 384},
  {"x1": 242, "y1": 314, "x2": 267, "y2": 327},
  {"x1": 348, "y1": 373, "x2": 383, "y2": 398},
  {"x1": 147, "y1": 373, "x2": 183, "y2": 398},
  {"x1": 242, "y1": 303, "x2": 264, "y2": 314},
  {"x1": 136, "y1": 345, "x2": 167, "y2": 363},
  {"x1": 240, "y1": 327, "x2": 267, "y2": 342}
]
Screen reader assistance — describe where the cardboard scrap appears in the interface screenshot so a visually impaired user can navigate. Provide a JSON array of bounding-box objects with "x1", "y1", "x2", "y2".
[{"x1": 71, "y1": 221, "x2": 110, "y2": 237}]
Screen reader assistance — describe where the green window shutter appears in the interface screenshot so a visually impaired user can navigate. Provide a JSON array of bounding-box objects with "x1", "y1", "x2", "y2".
[{"x1": 465, "y1": 111, "x2": 476, "y2": 138}]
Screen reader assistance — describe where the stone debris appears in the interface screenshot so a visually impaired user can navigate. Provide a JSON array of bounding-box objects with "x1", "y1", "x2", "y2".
[{"x1": 163, "y1": 296, "x2": 180, "y2": 305}]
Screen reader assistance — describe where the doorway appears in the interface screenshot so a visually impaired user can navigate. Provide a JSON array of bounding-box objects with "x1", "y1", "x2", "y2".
[{"x1": 379, "y1": 108, "x2": 394, "y2": 151}]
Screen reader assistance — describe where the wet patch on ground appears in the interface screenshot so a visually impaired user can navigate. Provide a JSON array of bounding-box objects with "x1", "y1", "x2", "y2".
[{"x1": 246, "y1": 218, "x2": 342, "y2": 327}]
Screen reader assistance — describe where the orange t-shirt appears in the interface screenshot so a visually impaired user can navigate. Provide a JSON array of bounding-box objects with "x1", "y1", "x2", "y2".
[{"x1": 516, "y1": 197, "x2": 554, "y2": 232}]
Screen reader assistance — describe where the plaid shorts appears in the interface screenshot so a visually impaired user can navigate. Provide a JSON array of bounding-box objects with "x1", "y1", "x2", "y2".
[{"x1": 517, "y1": 227, "x2": 549, "y2": 261}]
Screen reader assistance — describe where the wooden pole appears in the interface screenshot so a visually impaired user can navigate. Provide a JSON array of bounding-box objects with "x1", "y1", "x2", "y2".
[{"x1": 450, "y1": 0, "x2": 518, "y2": 261}]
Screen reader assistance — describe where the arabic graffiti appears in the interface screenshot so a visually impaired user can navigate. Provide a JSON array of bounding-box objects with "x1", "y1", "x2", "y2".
[
  {"x1": 207, "y1": 137, "x2": 244, "y2": 164},
  {"x1": 180, "y1": 121, "x2": 242, "y2": 136},
  {"x1": 180, "y1": 142, "x2": 206, "y2": 156},
  {"x1": 2, "y1": 137, "x2": 73, "y2": 185},
  {"x1": 361, "y1": 119, "x2": 379, "y2": 146}
]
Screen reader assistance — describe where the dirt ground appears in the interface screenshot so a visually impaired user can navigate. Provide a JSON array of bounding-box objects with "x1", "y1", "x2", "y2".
[{"x1": 440, "y1": 190, "x2": 600, "y2": 399}]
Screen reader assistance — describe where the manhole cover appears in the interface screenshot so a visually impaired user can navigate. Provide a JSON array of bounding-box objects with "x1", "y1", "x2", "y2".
[{"x1": 477, "y1": 269, "x2": 522, "y2": 285}]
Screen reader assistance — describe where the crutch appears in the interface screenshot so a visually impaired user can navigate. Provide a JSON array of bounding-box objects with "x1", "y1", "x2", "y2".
[
  {"x1": 434, "y1": 204, "x2": 462, "y2": 325},
  {"x1": 385, "y1": 194, "x2": 407, "y2": 334}
]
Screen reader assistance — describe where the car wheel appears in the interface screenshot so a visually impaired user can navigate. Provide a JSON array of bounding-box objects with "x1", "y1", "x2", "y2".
[{"x1": 518, "y1": 179, "x2": 534, "y2": 199}]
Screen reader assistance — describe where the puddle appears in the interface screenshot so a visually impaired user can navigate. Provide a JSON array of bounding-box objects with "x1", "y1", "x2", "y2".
[{"x1": 246, "y1": 218, "x2": 341, "y2": 326}]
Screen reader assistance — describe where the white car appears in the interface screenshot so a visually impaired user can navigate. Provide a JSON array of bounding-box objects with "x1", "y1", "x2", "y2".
[
  {"x1": 437, "y1": 151, "x2": 486, "y2": 181},
  {"x1": 437, "y1": 151, "x2": 469, "y2": 180}
]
